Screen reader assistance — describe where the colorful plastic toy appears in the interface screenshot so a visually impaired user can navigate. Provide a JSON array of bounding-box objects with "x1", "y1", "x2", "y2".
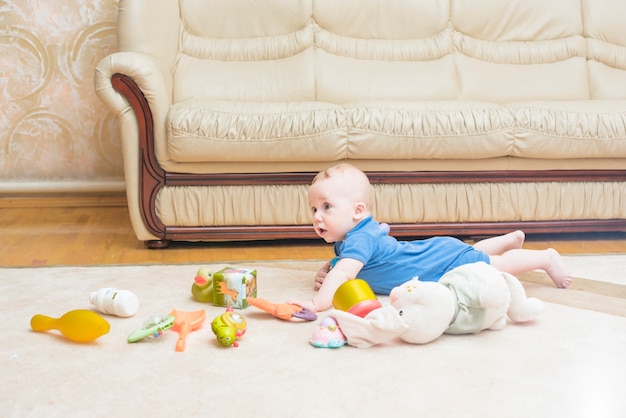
[
  {"x1": 332, "y1": 279, "x2": 383, "y2": 318},
  {"x1": 191, "y1": 268, "x2": 214, "y2": 303},
  {"x1": 191, "y1": 267, "x2": 258, "y2": 309},
  {"x1": 211, "y1": 308, "x2": 247, "y2": 347},
  {"x1": 310, "y1": 317, "x2": 347, "y2": 348},
  {"x1": 247, "y1": 297, "x2": 317, "y2": 321},
  {"x1": 212, "y1": 267, "x2": 257, "y2": 309},
  {"x1": 30, "y1": 309, "x2": 110, "y2": 343},
  {"x1": 127, "y1": 314, "x2": 175, "y2": 343},
  {"x1": 168, "y1": 309, "x2": 206, "y2": 352},
  {"x1": 90, "y1": 287, "x2": 139, "y2": 317}
]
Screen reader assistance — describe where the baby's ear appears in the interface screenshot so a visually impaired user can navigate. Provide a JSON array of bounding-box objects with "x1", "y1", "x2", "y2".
[{"x1": 353, "y1": 202, "x2": 367, "y2": 219}]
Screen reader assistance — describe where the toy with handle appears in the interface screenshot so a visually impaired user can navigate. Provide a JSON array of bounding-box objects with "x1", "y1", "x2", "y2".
[
  {"x1": 168, "y1": 309, "x2": 206, "y2": 352},
  {"x1": 247, "y1": 297, "x2": 317, "y2": 321},
  {"x1": 30, "y1": 309, "x2": 110, "y2": 343},
  {"x1": 127, "y1": 314, "x2": 175, "y2": 343}
]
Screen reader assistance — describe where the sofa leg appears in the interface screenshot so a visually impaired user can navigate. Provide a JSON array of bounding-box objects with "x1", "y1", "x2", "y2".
[{"x1": 145, "y1": 239, "x2": 172, "y2": 249}]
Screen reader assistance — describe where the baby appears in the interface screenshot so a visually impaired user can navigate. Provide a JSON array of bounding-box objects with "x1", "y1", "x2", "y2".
[{"x1": 291, "y1": 163, "x2": 572, "y2": 313}]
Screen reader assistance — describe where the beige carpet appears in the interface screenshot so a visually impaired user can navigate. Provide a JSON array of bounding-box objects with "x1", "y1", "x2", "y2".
[{"x1": 2, "y1": 255, "x2": 626, "y2": 417}]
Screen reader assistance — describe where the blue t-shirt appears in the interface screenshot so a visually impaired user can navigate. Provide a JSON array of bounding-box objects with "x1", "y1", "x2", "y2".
[{"x1": 334, "y1": 216, "x2": 490, "y2": 294}]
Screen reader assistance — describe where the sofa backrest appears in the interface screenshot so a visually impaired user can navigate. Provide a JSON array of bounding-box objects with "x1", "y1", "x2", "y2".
[{"x1": 117, "y1": 0, "x2": 626, "y2": 104}]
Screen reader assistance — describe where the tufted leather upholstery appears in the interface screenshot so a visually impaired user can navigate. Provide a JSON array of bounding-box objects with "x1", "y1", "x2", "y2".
[{"x1": 95, "y1": 0, "x2": 626, "y2": 244}]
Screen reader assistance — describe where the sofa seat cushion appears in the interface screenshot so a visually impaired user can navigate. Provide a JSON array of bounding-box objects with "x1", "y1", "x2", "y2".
[
  {"x1": 344, "y1": 101, "x2": 515, "y2": 160},
  {"x1": 167, "y1": 99, "x2": 626, "y2": 164},
  {"x1": 168, "y1": 99, "x2": 520, "y2": 163},
  {"x1": 508, "y1": 100, "x2": 626, "y2": 159},
  {"x1": 167, "y1": 100, "x2": 347, "y2": 163}
]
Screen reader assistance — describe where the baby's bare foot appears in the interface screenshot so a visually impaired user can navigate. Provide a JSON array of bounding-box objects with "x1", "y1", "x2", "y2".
[{"x1": 545, "y1": 248, "x2": 573, "y2": 288}]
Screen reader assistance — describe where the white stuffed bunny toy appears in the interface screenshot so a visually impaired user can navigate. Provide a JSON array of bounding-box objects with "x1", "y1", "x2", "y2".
[{"x1": 326, "y1": 262, "x2": 544, "y2": 348}]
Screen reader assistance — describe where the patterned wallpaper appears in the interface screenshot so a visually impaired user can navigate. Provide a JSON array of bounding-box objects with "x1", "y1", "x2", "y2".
[{"x1": 0, "y1": 0, "x2": 123, "y2": 192}]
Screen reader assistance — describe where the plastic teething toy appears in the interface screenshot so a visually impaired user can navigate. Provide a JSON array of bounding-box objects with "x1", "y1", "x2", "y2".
[
  {"x1": 211, "y1": 308, "x2": 247, "y2": 347},
  {"x1": 127, "y1": 314, "x2": 175, "y2": 343},
  {"x1": 247, "y1": 297, "x2": 317, "y2": 321},
  {"x1": 168, "y1": 309, "x2": 206, "y2": 352},
  {"x1": 30, "y1": 309, "x2": 110, "y2": 343}
]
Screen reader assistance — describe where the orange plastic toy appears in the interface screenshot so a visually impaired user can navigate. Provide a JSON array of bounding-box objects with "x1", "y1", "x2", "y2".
[
  {"x1": 168, "y1": 309, "x2": 206, "y2": 352},
  {"x1": 247, "y1": 297, "x2": 317, "y2": 321},
  {"x1": 30, "y1": 309, "x2": 110, "y2": 343}
]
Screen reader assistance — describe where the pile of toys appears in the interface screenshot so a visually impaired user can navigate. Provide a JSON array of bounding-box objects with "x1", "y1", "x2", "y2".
[
  {"x1": 29, "y1": 265, "x2": 318, "y2": 351},
  {"x1": 30, "y1": 258, "x2": 544, "y2": 350}
]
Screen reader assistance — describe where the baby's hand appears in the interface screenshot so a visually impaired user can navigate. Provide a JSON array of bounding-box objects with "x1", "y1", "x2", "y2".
[{"x1": 314, "y1": 261, "x2": 332, "y2": 291}]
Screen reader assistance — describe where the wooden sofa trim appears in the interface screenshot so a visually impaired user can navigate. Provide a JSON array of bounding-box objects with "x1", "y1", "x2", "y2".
[{"x1": 111, "y1": 74, "x2": 626, "y2": 248}]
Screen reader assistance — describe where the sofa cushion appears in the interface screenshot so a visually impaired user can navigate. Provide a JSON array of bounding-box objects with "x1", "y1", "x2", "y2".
[
  {"x1": 509, "y1": 100, "x2": 626, "y2": 158},
  {"x1": 345, "y1": 101, "x2": 515, "y2": 160},
  {"x1": 167, "y1": 99, "x2": 347, "y2": 162},
  {"x1": 168, "y1": 99, "x2": 517, "y2": 162},
  {"x1": 167, "y1": 99, "x2": 626, "y2": 163}
]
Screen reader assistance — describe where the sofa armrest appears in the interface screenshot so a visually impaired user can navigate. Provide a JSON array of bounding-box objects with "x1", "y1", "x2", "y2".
[
  {"x1": 95, "y1": 51, "x2": 174, "y2": 243},
  {"x1": 95, "y1": 51, "x2": 172, "y2": 163}
]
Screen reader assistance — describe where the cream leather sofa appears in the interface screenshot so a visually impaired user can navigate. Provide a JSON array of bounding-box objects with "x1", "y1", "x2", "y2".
[{"x1": 96, "y1": 0, "x2": 626, "y2": 248}]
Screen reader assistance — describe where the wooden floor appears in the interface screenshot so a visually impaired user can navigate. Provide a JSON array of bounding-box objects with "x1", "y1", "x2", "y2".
[{"x1": 1, "y1": 194, "x2": 625, "y2": 267}]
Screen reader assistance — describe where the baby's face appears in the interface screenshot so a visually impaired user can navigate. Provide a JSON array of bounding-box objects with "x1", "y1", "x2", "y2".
[{"x1": 308, "y1": 178, "x2": 361, "y2": 243}]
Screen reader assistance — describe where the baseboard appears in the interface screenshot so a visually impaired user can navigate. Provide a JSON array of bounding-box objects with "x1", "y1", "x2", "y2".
[
  {"x1": 0, "y1": 181, "x2": 125, "y2": 194},
  {"x1": 0, "y1": 194, "x2": 127, "y2": 208}
]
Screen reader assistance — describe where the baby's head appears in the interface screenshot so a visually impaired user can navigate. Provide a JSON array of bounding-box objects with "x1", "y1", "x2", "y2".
[{"x1": 308, "y1": 164, "x2": 373, "y2": 242}]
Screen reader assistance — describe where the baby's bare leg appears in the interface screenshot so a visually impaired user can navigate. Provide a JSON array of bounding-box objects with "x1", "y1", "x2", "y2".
[
  {"x1": 490, "y1": 248, "x2": 573, "y2": 288},
  {"x1": 473, "y1": 230, "x2": 525, "y2": 255}
]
